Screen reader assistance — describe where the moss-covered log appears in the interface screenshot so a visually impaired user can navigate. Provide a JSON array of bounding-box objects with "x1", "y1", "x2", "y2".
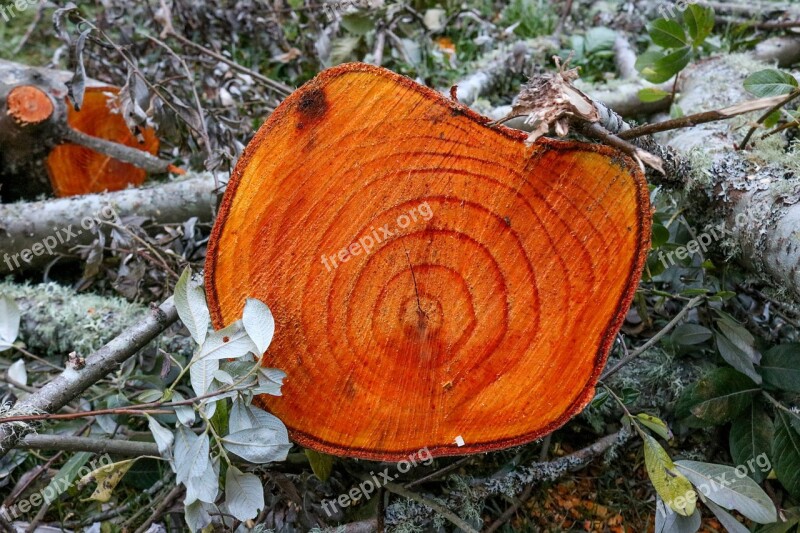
[
  {"x1": 656, "y1": 54, "x2": 800, "y2": 303},
  {"x1": 0, "y1": 280, "x2": 193, "y2": 359}
]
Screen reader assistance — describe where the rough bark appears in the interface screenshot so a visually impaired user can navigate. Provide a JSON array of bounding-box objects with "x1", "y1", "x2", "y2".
[
  {"x1": 657, "y1": 54, "x2": 800, "y2": 302},
  {"x1": 0, "y1": 172, "x2": 221, "y2": 274}
]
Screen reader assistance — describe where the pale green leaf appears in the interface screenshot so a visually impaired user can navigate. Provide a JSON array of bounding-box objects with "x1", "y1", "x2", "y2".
[
  {"x1": 773, "y1": 410, "x2": 800, "y2": 498},
  {"x1": 225, "y1": 465, "x2": 264, "y2": 521},
  {"x1": 306, "y1": 449, "x2": 334, "y2": 481},
  {"x1": 674, "y1": 460, "x2": 776, "y2": 523},
  {"x1": 242, "y1": 298, "x2": 275, "y2": 355},
  {"x1": 174, "y1": 267, "x2": 210, "y2": 345}
]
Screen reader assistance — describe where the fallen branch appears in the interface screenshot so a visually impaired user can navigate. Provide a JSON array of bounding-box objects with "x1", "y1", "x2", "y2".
[
  {"x1": 446, "y1": 39, "x2": 553, "y2": 106},
  {"x1": 617, "y1": 95, "x2": 789, "y2": 140},
  {"x1": 0, "y1": 280, "x2": 193, "y2": 359},
  {"x1": 0, "y1": 172, "x2": 221, "y2": 274},
  {"x1": 0, "y1": 297, "x2": 178, "y2": 457},
  {"x1": 384, "y1": 428, "x2": 631, "y2": 528}
]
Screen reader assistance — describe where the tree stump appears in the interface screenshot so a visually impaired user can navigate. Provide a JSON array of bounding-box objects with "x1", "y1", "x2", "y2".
[
  {"x1": 205, "y1": 63, "x2": 651, "y2": 460},
  {"x1": 0, "y1": 60, "x2": 162, "y2": 201}
]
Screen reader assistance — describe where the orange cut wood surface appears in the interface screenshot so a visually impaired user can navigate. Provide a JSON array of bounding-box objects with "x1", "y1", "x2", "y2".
[
  {"x1": 46, "y1": 87, "x2": 159, "y2": 197},
  {"x1": 205, "y1": 63, "x2": 651, "y2": 461}
]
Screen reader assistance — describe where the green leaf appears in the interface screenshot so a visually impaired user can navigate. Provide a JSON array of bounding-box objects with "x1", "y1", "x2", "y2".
[
  {"x1": 764, "y1": 110, "x2": 782, "y2": 129},
  {"x1": 655, "y1": 496, "x2": 701, "y2": 533},
  {"x1": 704, "y1": 499, "x2": 750, "y2": 533},
  {"x1": 189, "y1": 357, "x2": 218, "y2": 397},
  {"x1": 174, "y1": 429, "x2": 210, "y2": 484},
  {"x1": 674, "y1": 459, "x2": 776, "y2": 523},
  {"x1": 145, "y1": 414, "x2": 175, "y2": 458},
  {"x1": 684, "y1": 4, "x2": 715, "y2": 46},
  {"x1": 717, "y1": 318, "x2": 761, "y2": 364},
  {"x1": 676, "y1": 368, "x2": 759, "y2": 425},
  {"x1": 638, "y1": 47, "x2": 692, "y2": 84},
  {"x1": 184, "y1": 501, "x2": 213, "y2": 532},
  {"x1": 340, "y1": 13, "x2": 374, "y2": 35},
  {"x1": 755, "y1": 508, "x2": 800, "y2": 533},
  {"x1": 305, "y1": 448, "x2": 335, "y2": 481},
  {"x1": 195, "y1": 321, "x2": 257, "y2": 361},
  {"x1": 222, "y1": 427, "x2": 292, "y2": 464},
  {"x1": 643, "y1": 434, "x2": 697, "y2": 516},
  {"x1": 42, "y1": 452, "x2": 92, "y2": 504},
  {"x1": 773, "y1": 410, "x2": 800, "y2": 498},
  {"x1": 639, "y1": 88, "x2": 671, "y2": 103},
  {"x1": 210, "y1": 395, "x2": 229, "y2": 437},
  {"x1": 671, "y1": 324, "x2": 712, "y2": 346},
  {"x1": 649, "y1": 19, "x2": 688, "y2": 49},
  {"x1": 330, "y1": 36, "x2": 361, "y2": 65},
  {"x1": 585, "y1": 27, "x2": 617, "y2": 53},
  {"x1": 254, "y1": 367, "x2": 286, "y2": 396},
  {"x1": 744, "y1": 69, "x2": 799, "y2": 97},
  {"x1": 652, "y1": 223, "x2": 670, "y2": 247},
  {"x1": 715, "y1": 329, "x2": 762, "y2": 384},
  {"x1": 242, "y1": 298, "x2": 275, "y2": 356},
  {"x1": 730, "y1": 403, "x2": 774, "y2": 483},
  {"x1": 760, "y1": 344, "x2": 800, "y2": 393},
  {"x1": 637, "y1": 413, "x2": 674, "y2": 440}
]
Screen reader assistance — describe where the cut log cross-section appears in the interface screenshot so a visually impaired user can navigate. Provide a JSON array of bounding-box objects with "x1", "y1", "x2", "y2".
[
  {"x1": 46, "y1": 86, "x2": 160, "y2": 197},
  {"x1": 205, "y1": 63, "x2": 651, "y2": 460}
]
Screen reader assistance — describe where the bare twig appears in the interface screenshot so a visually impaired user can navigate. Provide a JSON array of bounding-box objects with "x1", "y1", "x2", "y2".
[
  {"x1": 61, "y1": 127, "x2": 179, "y2": 175},
  {"x1": 404, "y1": 456, "x2": 473, "y2": 489},
  {"x1": 739, "y1": 88, "x2": 800, "y2": 149},
  {"x1": 11, "y1": 1, "x2": 45, "y2": 55},
  {"x1": 484, "y1": 484, "x2": 534, "y2": 533},
  {"x1": 134, "y1": 484, "x2": 183, "y2": 533},
  {"x1": 166, "y1": 31, "x2": 293, "y2": 96},
  {"x1": 618, "y1": 95, "x2": 788, "y2": 140},
  {"x1": 601, "y1": 295, "x2": 705, "y2": 380},
  {"x1": 19, "y1": 435, "x2": 159, "y2": 456}
]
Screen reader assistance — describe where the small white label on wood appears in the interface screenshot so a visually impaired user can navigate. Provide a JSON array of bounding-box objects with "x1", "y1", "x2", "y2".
[{"x1": 455, "y1": 435, "x2": 465, "y2": 447}]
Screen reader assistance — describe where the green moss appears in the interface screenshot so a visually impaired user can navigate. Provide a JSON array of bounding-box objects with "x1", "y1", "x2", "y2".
[{"x1": 0, "y1": 280, "x2": 192, "y2": 358}]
